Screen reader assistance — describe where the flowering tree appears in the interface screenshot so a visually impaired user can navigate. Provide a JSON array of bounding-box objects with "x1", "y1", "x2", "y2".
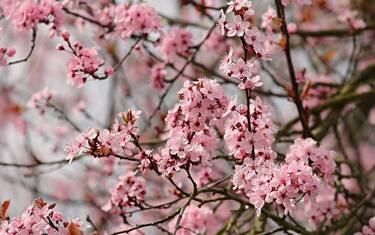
[{"x1": 0, "y1": 0, "x2": 375, "y2": 234}]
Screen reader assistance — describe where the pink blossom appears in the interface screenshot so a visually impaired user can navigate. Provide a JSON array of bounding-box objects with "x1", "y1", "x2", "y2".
[
  {"x1": 261, "y1": 6, "x2": 277, "y2": 32},
  {"x1": 1, "y1": 0, "x2": 64, "y2": 33},
  {"x1": 0, "y1": 198, "x2": 85, "y2": 235},
  {"x1": 238, "y1": 75, "x2": 263, "y2": 90},
  {"x1": 226, "y1": 15, "x2": 250, "y2": 37},
  {"x1": 219, "y1": 47, "x2": 234, "y2": 74},
  {"x1": 158, "y1": 79, "x2": 228, "y2": 175},
  {"x1": 59, "y1": 34, "x2": 112, "y2": 87},
  {"x1": 244, "y1": 27, "x2": 267, "y2": 56}
]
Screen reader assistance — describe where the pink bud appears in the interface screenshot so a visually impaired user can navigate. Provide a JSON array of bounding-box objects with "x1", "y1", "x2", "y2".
[
  {"x1": 60, "y1": 31, "x2": 70, "y2": 41},
  {"x1": 105, "y1": 66, "x2": 114, "y2": 76},
  {"x1": 287, "y1": 23, "x2": 297, "y2": 34},
  {"x1": 6, "y1": 48, "x2": 16, "y2": 57},
  {"x1": 56, "y1": 44, "x2": 65, "y2": 51}
]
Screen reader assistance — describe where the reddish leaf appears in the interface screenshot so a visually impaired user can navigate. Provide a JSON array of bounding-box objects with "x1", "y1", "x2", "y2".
[{"x1": 0, "y1": 200, "x2": 11, "y2": 220}]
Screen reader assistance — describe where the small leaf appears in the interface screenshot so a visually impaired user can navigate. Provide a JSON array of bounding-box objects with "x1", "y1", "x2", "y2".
[
  {"x1": 278, "y1": 36, "x2": 287, "y2": 49},
  {"x1": 67, "y1": 222, "x2": 82, "y2": 235},
  {"x1": 0, "y1": 200, "x2": 11, "y2": 219}
]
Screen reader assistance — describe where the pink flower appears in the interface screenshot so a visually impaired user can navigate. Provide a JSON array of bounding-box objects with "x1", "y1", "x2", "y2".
[
  {"x1": 158, "y1": 79, "x2": 229, "y2": 175},
  {"x1": 238, "y1": 75, "x2": 263, "y2": 90},
  {"x1": 244, "y1": 27, "x2": 267, "y2": 55},
  {"x1": 226, "y1": 15, "x2": 250, "y2": 37},
  {"x1": 227, "y1": 0, "x2": 254, "y2": 16},
  {"x1": 59, "y1": 35, "x2": 112, "y2": 87},
  {"x1": 355, "y1": 216, "x2": 375, "y2": 235},
  {"x1": 64, "y1": 128, "x2": 96, "y2": 163},
  {"x1": 229, "y1": 58, "x2": 253, "y2": 79},
  {"x1": 261, "y1": 6, "x2": 277, "y2": 31},
  {"x1": 219, "y1": 47, "x2": 234, "y2": 74},
  {"x1": 0, "y1": 198, "x2": 86, "y2": 234},
  {"x1": 1, "y1": 0, "x2": 64, "y2": 33}
]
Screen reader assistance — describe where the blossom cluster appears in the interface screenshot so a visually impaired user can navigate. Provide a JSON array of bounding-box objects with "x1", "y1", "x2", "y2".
[
  {"x1": 224, "y1": 96, "x2": 275, "y2": 160},
  {"x1": 0, "y1": 198, "x2": 84, "y2": 235},
  {"x1": 57, "y1": 31, "x2": 114, "y2": 87},
  {"x1": 114, "y1": 3, "x2": 161, "y2": 39},
  {"x1": 64, "y1": 109, "x2": 141, "y2": 162},
  {"x1": 219, "y1": 1, "x2": 272, "y2": 61},
  {"x1": 220, "y1": 48, "x2": 263, "y2": 90},
  {"x1": 157, "y1": 79, "x2": 229, "y2": 175},
  {"x1": 0, "y1": 0, "x2": 64, "y2": 33},
  {"x1": 104, "y1": 172, "x2": 146, "y2": 212},
  {"x1": 233, "y1": 136, "x2": 336, "y2": 215}
]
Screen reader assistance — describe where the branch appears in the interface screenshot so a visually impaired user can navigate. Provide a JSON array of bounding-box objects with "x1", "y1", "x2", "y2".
[
  {"x1": 295, "y1": 22, "x2": 375, "y2": 38},
  {"x1": 275, "y1": 0, "x2": 312, "y2": 138},
  {"x1": 8, "y1": 28, "x2": 37, "y2": 66}
]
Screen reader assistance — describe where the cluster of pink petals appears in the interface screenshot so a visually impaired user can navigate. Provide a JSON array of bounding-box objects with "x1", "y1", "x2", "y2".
[
  {"x1": 168, "y1": 205, "x2": 216, "y2": 235},
  {"x1": 114, "y1": 3, "x2": 161, "y2": 39},
  {"x1": 104, "y1": 172, "x2": 146, "y2": 211},
  {"x1": 234, "y1": 151, "x2": 317, "y2": 215},
  {"x1": 233, "y1": 135, "x2": 336, "y2": 215},
  {"x1": 157, "y1": 79, "x2": 229, "y2": 175},
  {"x1": 57, "y1": 31, "x2": 114, "y2": 87},
  {"x1": 261, "y1": 6, "x2": 277, "y2": 33},
  {"x1": 219, "y1": 1, "x2": 271, "y2": 60},
  {"x1": 160, "y1": 28, "x2": 193, "y2": 62},
  {"x1": 0, "y1": 47, "x2": 16, "y2": 67},
  {"x1": 64, "y1": 109, "x2": 141, "y2": 162},
  {"x1": 224, "y1": 96, "x2": 275, "y2": 159},
  {"x1": 0, "y1": 0, "x2": 64, "y2": 33},
  {"x1": 227, "y1": 0, "x2": 255, "y2": 16},
  {"x1": 355, "y1": 217, "x2": 375, "y2": 235},
  {"x1": 286, "y1": 138, "x2": 336, "y2": 182},
  {"x1": 220, "y1": 48, "x2": 263, "y2": 90},
  {"x1": 27, "y1": 87, "x2": 56, "y2": 115},
  {"x1": 0, "y1": 198, "x2": 84, "y2": 235}
]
